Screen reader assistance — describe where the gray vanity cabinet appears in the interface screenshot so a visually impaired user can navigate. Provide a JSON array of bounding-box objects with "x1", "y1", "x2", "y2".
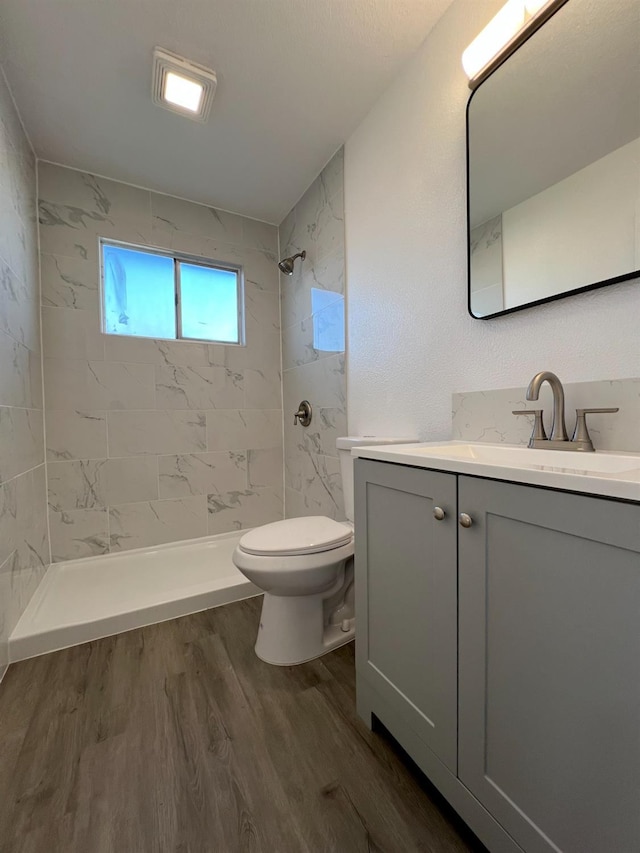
[
  {"x1": 354, "y1": 459, "x2": 458, "y2": 771},
  {"x1": 458, "y1": 475, "x2": 640, "y2": 853},
  {"x1": 355, "y1": 458, "x2": 640, "y2": 853}
]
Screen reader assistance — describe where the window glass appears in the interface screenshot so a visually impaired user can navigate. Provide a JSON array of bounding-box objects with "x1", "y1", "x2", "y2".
[
  {"x1": 102, "y1": 244, "x2": 176, "y2": 339},
  {"x1": 179, "y1": 262, "x2": 240, "y2": 343},
  {"x1": 101, "y1": 241, "x2": 242, "y2": 345}
]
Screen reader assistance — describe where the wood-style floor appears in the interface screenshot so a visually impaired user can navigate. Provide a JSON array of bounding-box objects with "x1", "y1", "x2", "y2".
[{"x1": 0, "y1": 597, "x2": 484, "y2": 853}]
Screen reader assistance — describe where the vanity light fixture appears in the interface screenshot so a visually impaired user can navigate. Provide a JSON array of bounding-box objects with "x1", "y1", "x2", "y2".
[
  {"x1": 152, "y1": 47, "x2": 217, "y2": 121},
  {"x1": 462, "y1": 0, "x2": 568, "y2": 90}
]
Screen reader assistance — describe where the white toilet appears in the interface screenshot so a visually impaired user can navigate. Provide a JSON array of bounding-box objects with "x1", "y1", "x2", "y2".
[{"x1": 232, "y1": 436, "x2": 411, "y2": 665}]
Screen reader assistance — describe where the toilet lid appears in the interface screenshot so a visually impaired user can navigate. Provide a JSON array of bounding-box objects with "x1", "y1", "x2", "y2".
[{"x1": 238, "y1": 516, "x2": 353, "y2": 556}]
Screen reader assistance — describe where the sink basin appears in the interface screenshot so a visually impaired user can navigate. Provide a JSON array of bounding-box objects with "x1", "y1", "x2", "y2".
[
  {"x1": 352, "y1": 441, "x2": 640, "y2": 501},
  {"x1": 406, "y1": 443, "x2": 640, "y2": 475}
]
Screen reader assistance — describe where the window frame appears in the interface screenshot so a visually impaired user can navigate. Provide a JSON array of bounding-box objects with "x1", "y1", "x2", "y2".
[{"x1": 99, "y1": 237, "x2": 245, "y2": 346}]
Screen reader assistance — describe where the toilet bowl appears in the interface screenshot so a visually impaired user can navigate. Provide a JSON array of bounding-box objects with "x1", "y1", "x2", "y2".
[{"x1": 232, "y1": 436, "x2": 414, "y2": 665}]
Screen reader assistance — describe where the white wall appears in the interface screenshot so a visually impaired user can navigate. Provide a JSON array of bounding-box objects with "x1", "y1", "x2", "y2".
[
  {"x1": 503, "y1": 138, "x2": 640, "y2": 309},
  {"x1": 344, "y1": 0, "x2": 640, "y2": 442}
]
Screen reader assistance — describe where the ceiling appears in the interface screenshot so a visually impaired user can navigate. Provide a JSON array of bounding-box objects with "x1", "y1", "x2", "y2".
[{"x1": 0, "y1": 0, "x2": 454, "y2": 224}]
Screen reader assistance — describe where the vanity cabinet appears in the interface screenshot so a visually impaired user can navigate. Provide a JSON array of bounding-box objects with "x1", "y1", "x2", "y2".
[
  {"x1": 353, "y1": 461, "x2": 457, "y2": 771},
  {"x1": 355, "y1": 459, "x2": 640, "y2": 853}
]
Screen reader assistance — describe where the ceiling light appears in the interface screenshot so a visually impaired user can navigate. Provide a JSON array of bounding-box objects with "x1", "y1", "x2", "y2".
[
  {"x1": 164, "y1": 71, "x2": 203, "y2": 113},
  {"x1": 462, "y1": 0, "x2": 568, "y2": 90},
  {"x1": 152, "y1": 47, "x2": 217, "y2": 122}
]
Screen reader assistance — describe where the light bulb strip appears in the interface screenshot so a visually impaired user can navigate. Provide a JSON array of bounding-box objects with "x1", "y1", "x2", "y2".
[{"x1": 466, "y1": 0, "x2": 568, "y2": 91}]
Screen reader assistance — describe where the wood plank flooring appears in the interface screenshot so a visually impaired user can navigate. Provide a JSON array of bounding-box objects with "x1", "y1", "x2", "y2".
[{"x1": 0, "y1": 598, "x2": 485, "y2": 853}]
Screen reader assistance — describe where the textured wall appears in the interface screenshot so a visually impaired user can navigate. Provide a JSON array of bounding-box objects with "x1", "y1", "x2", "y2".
[
  {"x1": 345, "y1": 0, "x2": 640, "y2": 443},
  {"x1": 39, "y1": 163, "x2": 283, "y2": 560},
  {"x1": 0, "y1": 72, "x2": 49, "y2": 675},
  {"x1": 279, "y1": 149, "x2": 347, "y2": 520}
]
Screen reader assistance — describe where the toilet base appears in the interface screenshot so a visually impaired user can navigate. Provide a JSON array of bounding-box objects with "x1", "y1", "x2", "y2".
[{"x1": 255, "y1": 591, "x2": 355, "y2": 666}]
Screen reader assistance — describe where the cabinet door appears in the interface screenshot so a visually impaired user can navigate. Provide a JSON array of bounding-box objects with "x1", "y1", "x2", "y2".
[
  {"x1": 458, "y1": 475, "x2": 640, "y2": 853},
  {"x1": 354, "y1": 459, "x2": 457, "y2": 771}
]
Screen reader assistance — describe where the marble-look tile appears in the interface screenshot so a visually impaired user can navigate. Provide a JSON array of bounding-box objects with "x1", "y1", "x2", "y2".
[
  {"x1": 452, "y1": 377, "x2": 640, "y2": 452},
  {"x1": 283, "y1": 353, "x2": 346, "y2": 411},
  {"x1": 319, "y1": 148, "x2": 344, "y2": 204},
  {"x1": 247, "y1": 448, "x2": 283, "y2": 488},
  {"x1": 102, "y1": 456, "x2": 159, "y2": 505},
  {"x1": 284, "y1": 406, "x2": 346, "y2": 461},
  {"x1": 42, "y1": 306, "x2": 105, "y2": 361},
  {"x1": 40, "y1": 253, "x2": 99, "y2": 311},
  {"x1": 206, "y1": 409, "x2": 283, "y2": 452},
  {"x1": 0, "y1": 329, "x2": 42, "y2": 409},
  {"x1": 282, "y1": 300, "x2": 345, "y2": 371},
  {"x1": 240, "y1": 217, "x2": 278, "y2": 254},
  {"x1": 49, "y1": 507, "x2": 109, "y2": 562},
  {"x1": 155, "y1": 365, "x2": 244, "y2": 410},
  {"x1": 105, "y1": 335, "x2": 214, "y2": 368},
  {"x1": 151, "y1": 193, "x2": 243, "y2": 245},
  {"x1": 286, "y1": 175, "x2": 344, "y2": 263},
  {"x1": 0, "y1": 407, "x2": 44, "y2": 484},
  {"x1": 48, "y1": 459, "x2": 106, "y2": 511},
  {"x1": 0, "y1": 466, "x2": 49, "y2": 629},
  {"x1": 0, "y1": 72, "x2": 49, "y2": 650},
  {"x1": 0, "y1": 476, "x2": 19, "y2": 568},
  {"x1": 207, "y1": 487, "x2": 283, "y2": 534},
  {"x1": 285, "y1": 453, "x2": 343, "y2": 520},
  {"x1": 44, "y1": 358, "x2": 156, "y2": 410},
  {"x1": 45, "y1": 409, "x2": 108, "y2": 461},
  {"x1": 38, "y1": 164, "x2": 152, "y2": 262},
  {"x1": 107, "y1": 410, "x2": 207, "y2": 456},
  {"x1": 47, "y1": 456, "x2": 159, "y2": 510},
  {"x1": 158, "y1": 451, "x2": 247, "y2": 499},
  {"x1": 244, "y1": 365, "x2": 282, "y2": 409},
  {"x1": 109, "y1": 496, "x2": 208, "y2": 552},
  {"x1": 281, "y1": 247, "x2": 345, "y2": 329},
  {"x1": 233, "y1": 330, "x2": 280, "y2": 372},
  {"x1": 244, "y1": 281, "x2": 280, "y2": 338},
  {"x1": 0, "y1": 257, "x2": 40, "y2": 353}
]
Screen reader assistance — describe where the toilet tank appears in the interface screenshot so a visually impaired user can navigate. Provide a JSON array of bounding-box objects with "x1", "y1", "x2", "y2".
[{"x1": 336, "y1": 436, "x2": 417, "y2": 522}]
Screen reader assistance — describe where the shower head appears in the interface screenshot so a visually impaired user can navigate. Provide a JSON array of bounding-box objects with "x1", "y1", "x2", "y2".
[{"x1": 278, "y1": 250, "x2": 306, "y2": 275}]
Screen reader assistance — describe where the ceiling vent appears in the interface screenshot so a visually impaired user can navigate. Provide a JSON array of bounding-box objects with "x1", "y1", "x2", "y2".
[{"x1": 152, "y1": 47, "x2": 217, "y2": 122}]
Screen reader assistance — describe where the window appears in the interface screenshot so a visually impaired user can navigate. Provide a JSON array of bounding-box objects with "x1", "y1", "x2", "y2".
[{"x1": 100, "y1": 240, "x2": 243, "y2": 344}]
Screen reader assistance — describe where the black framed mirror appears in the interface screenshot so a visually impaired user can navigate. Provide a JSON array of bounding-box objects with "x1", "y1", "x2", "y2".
[{"x1": 467, "y1": 0, "x2": 640, "y2": 319}]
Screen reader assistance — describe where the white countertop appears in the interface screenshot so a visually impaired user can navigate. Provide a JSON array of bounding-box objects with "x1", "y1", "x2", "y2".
[{"x1": 353, "y1": 441, "x2": 640, "y2": 501}]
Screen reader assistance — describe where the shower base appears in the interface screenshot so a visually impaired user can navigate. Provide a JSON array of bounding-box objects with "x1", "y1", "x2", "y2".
[{"x1": 9, "y1": 530, "x2": 258, "y2": 663}]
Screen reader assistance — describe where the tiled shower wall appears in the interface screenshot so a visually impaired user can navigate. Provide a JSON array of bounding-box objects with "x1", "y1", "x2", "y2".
[
  {"x1": 279, "y1": 149, "x2": 347, "y2": 520},
  {"x1": 39, "y1": 163, "x2": 283, "y2": 561},
  {"x1": 0, "y1": 74, "x2": 49, "y2": 673}
]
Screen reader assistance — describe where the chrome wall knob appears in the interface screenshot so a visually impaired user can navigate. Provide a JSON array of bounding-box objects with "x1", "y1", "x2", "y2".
[
  {"x1": 433, "y1": 506, "x2": 446, "y2": 521},
  {"x1": 459, "y1": 513, "x2": 473, "y2": 528}
]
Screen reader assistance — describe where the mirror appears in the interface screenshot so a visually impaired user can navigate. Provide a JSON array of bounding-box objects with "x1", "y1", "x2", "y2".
[{"x1": 467, "y1": 0, "x2": 640, "y2": 318}]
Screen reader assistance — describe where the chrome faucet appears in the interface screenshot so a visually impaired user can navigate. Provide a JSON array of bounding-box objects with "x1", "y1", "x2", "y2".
[{"x1": 513, "y1": 371, "x2": 618, "y2": 452}]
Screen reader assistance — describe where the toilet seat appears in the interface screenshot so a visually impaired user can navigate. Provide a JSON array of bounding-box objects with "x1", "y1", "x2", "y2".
[{"x1": 238, "y1": 516, "x2": 353, "y2": 557}]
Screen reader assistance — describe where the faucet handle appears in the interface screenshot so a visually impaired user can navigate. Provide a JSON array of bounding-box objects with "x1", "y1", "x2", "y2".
[
  {"x1": 512, "y1": 409, "x2": 547, "y2": 445},
  {"x1": 572, "y1": 407, "x2": 619, "y2": 451}
]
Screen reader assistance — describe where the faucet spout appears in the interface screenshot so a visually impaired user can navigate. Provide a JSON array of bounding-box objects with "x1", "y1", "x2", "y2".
[{"x1": 526, "y1": 371, "x2": 568, "y2": 441}]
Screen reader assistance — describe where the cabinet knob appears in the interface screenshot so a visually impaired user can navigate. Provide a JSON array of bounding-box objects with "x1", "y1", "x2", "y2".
[
  {"x1": 433, "y1": 506, "x2": 446, "y2": 521},
  {"x1": 459, "y1": 512, "x2": 473, "y2": 528}
]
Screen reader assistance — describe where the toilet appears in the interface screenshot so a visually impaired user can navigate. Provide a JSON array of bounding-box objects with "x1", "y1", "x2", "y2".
[{"x1": 232, "y1": 436, "x2": 412, "y2": 665}]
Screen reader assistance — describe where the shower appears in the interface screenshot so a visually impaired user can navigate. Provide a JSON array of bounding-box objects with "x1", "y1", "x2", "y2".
[{"x1": 278, "y1": 250, "x2": 306, "y2": 275}]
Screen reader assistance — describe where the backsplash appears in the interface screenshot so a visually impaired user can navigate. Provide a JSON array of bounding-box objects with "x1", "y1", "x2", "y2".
[
  {"x1": 452, "y1": 377, "x2": 640, "y2": 452},
  {"x1": 279, "y1": 149, "x2": 347, "y2": 520},
  {"x1": 39, "y1": 162, "x2": 284, "y2": 560},
  {"x1": 0, "y1": 72, "x2": 49, "y2": 674}
]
